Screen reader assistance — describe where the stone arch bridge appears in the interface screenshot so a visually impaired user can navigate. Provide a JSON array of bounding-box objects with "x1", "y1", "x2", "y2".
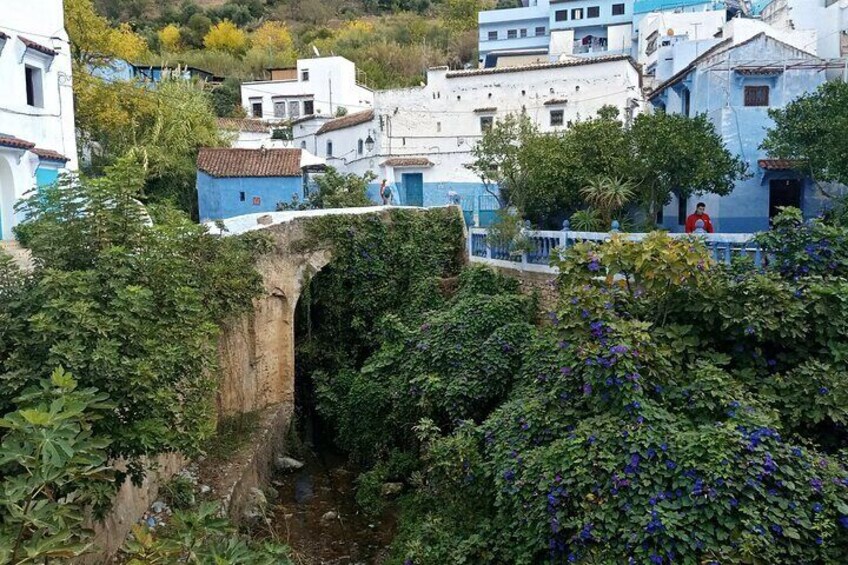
[{"x1": 213, "y1": 206, "x2": 463, "y2": 417}]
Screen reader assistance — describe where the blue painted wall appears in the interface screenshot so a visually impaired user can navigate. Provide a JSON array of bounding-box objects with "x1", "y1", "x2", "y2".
[
  {"x1": 197, "y1": 171, "x2": 304, "y2": 221},
  {"x1": 652, "y1": 34, "x2": 828, "y2": 233},
  {"x1": 367, "y1": 180, "x2": 500, "y2": 225},
  {"x1": 35, "y1": 167, "x2": 59, "y2": 188}
]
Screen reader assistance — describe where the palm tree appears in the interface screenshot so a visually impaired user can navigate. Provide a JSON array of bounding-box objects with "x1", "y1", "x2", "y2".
[{"x1": 580, "y1": 176, "x2": 635, "y2": 229}]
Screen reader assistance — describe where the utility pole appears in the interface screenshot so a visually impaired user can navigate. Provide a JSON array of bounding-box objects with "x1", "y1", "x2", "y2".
[{"x1": 329, "y1": 77, "x2": 333, "y2": 116}]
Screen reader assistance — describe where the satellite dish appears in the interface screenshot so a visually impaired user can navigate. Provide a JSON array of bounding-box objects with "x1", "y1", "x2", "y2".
[{"x1": 667, "y1": 28, "x2": 675, "y2": 36}]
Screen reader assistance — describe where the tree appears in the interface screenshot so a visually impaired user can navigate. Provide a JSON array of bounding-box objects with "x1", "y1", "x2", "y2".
[
  {"x1": 441, "y1": 0, "x2": 496, "y2": 33},
  {"x1": 158, "y1": 23, "x2": 182, "y2": 52},
  {"x1": 4, "y1": 161, "x2": 265, "y2": 479},
  {"x1": 466, "y1": 112, "x2": 537, "y2": 209},
  {"x1": 251, "y1": 20, "x2": 294, "y2": 52},
  {"x1": 580, "y1": 175, "x2": 635, "y2": 227},
  {"x1": 211, "y1": 77, "x2": 244, "y2": 118},
  {"x1": 203, "y1": 19, "x2": 248, "y2": 53},
  {"x1": 65, "y1": 0, "x2": 148, "y2": 68},
  {"x1": 762, "y1": 80, "x2": 848, "y2": 191},
  {"x1": 629, "y1": 111, "x2": 747, "y2": 227}
]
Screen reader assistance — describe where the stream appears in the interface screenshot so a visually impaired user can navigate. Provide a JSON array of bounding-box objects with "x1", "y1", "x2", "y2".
[{"x1": 270, "y1": 408, "x2": 396, "y2": 564}]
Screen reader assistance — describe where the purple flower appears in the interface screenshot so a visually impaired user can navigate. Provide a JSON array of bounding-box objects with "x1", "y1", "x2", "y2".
[
  {"x1": 588, "y1": 260, "x2": 601, "y2": 272},
  {"x1": 819, "y1": 386, "x2": 829, "y2": 395},
  {"x1": 811, "y1": 478, "x2": 823, "y2": 493},
  {"x1": 579, "y1": 523, "x2": 594, "y2": 541},
  {"x1": 744, "y1": 326, "x2": 755, "y2": 336},
  {"x1": 839, "y1": 516, "x2": 848, "y2": 529},
  {"x1": 813, "y1": 503, "x2": 823, "y2": 513},
  {"x1": 610, "y1": 344, "x2": 629, "y2": 355},
  {"x1": 503, "y1": 469, "x2": 515, "y2": 481},
  {"x1": 583, "y1": 383, "x2": 593, "y2": 396},
  {"x1": 665, "y1": 460, "x2": 677, "y2": 470}
]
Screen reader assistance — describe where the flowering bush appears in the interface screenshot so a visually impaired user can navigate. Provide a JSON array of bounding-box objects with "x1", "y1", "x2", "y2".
[{"x1": 390, "y1": 233, "x2": 848, "y2": 564}]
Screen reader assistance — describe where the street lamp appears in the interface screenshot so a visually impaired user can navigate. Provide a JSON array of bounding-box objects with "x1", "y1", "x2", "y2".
[{"x1": 364, "y1": 134, "x2": 375, "y2": 153}]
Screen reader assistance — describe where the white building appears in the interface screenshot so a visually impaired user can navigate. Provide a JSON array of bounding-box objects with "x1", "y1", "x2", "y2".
[
  {"x1": 0, "y1": 0, "x2": 77, "y2": 240},
  {"x1": 309, "y1": 55, "x2": 641, "y2": 212},
  {"x1": 240, "y1": 56, "x2": 374, "y2": 122},
  {"x1": 636, "y1": 10, "x2": 727, "y2": 76},
  {"x1": 759, "y1": 0, "x2": 848, "y2": 59}
]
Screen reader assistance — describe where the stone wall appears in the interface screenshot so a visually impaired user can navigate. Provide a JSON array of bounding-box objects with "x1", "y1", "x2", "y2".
[{"x1": 492, "y1": 265, "x2": 559, "y2": 314}]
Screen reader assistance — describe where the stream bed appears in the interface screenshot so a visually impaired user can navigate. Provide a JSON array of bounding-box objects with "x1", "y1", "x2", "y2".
[{"x1": 270, "y1": 440, "x2": 396, "y2": 564}]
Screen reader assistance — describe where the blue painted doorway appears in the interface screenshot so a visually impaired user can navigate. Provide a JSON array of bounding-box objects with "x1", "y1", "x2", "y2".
[{"x1": 401, "y1": 173, "x2": 424, "y2": 206}]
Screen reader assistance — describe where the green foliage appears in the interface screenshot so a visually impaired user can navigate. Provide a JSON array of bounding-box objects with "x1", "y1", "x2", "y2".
[
  {"x1": 630, "y1": 111, "x2": 748, "y2": 226},
  {"x1": 0, "y1": 368, "x2": 114, "y2": 564},
  {"x1": 160, "y1": 476, "x2": 197, "y2": 511},
  {"x1": 580, "y1": 175, "x2": 635, "y2": 227},
  {"x1": 122, "y1": 502, "x2": 293, "y2": 564},
  {"x1": 391, "y1": 234, "x2": 848, "y2": 564},
  {"x1": 1, "y1": 162, "x2": 266, "y2": 478},
  {"x1": 755, "y1": 207, "x2": 848, "y2": 279},
  {"x1": 297, "y1": 208, "x2": 465, "y2": 373},
  {"x1": 762, "y1": 80, "x2": 848, "y2": 187}
]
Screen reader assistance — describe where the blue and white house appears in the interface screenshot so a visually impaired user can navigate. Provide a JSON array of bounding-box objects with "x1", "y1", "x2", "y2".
[
  {"x1": 197, "y1": 148, "x2": 326, "y2": 222},
  {"x1": 478, "y1": 0, "x2": 734, "y2": 67},
  {"x1": 648, "y1": 30, "x2": 840, "y2": 233},
  {"x1": 0, "y1": 0, "x2": 77, "y2": 240}
]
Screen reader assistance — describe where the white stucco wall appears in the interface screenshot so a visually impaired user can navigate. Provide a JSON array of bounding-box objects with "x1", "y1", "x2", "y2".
[
  {"x1": 761, "y1": 0, "x2": 848, "y2": 58},
  {"x1": 0, "y1": 0, "x2": 77, "y2": 239},
  {"x1": 241, "y1": 57, "x2": 374, "y2": 121},
  {"x1": 304, "y1": 57, "x2": 641, "y2": 198},
  {"x1": 637, "y1": 11, "x2": 726, "y2": 71}
]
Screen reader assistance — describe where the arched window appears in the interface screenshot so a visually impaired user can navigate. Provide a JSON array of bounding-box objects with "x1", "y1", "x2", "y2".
[{"x1": 357, "y1": 139, "x2": 364, "y2": 155}]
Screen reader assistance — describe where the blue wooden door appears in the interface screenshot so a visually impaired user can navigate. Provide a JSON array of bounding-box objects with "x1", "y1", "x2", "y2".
[{"x1": 402, "y1": 173, "x2": 424, "y2": 206}]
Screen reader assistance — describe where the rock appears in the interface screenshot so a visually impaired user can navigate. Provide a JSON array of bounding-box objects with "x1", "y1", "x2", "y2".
[
  {"x1": 199, "y1": 484, "x2": 211, "y2": 494},
  {"x1": 321, "y1": 511, "x2": 339, "y2": 522},
  {"x1": 276, "y1": 456, "x2": 305, "y2": 472},
  {"x1": 146, "y1": 516, "x2": 156, "y2": 528},
  {"x1": 381, "y1": 482, "x2": 403, "y2": 497},
  {"x1": 257, "y1": 214, "x2": 273, "y2": 225},
  {"x1": 151, "y1": 500, "x2": 168, "y2": 514}
]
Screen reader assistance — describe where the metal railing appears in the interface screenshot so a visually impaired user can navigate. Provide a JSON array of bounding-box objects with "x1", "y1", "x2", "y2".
[{"x1": 468, "y1": 220, "x2": 763, "y2": 274}]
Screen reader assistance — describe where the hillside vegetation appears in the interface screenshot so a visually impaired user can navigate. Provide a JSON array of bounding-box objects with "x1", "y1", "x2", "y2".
[{"x1": 91, "y1": 0, "x2": 522, "y2": 89}]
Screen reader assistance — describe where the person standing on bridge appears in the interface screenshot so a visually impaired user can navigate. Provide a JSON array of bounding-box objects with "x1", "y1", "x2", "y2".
[{"x1": 685, "y1": 202, "x2": 715, "y2": 234}]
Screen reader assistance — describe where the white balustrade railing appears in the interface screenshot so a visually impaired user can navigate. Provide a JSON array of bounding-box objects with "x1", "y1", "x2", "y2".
[{"x1": 468, "y1": 224, "x2": 763, "y2": 274}]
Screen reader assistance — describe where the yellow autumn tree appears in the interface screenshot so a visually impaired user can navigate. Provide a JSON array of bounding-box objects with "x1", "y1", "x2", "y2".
[
  {"x1": 251, "y1": 21, "x2": 294, "y2": 52},
  {"x1": 158, "y1": 24, "x2": 182, "y2": 52},
  {"x1": 203, "y1": 19, "x2": 248, "y2": 54},
  {"x1": 65, "y1": 0, "x2": 147, "y2": 67}
]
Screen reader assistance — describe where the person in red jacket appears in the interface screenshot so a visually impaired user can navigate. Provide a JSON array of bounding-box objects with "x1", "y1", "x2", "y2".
[{"x1": 685, "y1": 202, "x2": 715, "y2": 233}]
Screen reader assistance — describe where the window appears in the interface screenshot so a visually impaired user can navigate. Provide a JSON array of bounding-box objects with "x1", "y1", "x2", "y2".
[
  {"x1": 250, "y1": 99, "x2": 262, "y2": 118},
  {"x1": 677, "y1": 196, "x2": 687, "y2": 226},
  {"x1": 744, "y1": 85, "x2": 770, "y2": 107},
  {"x1": 289, "y1": 100, "x2": 300, "y2": 118},
  {"x1": 358, "y1": 139, "x2": 364, "y2": 155},
  {"x1": 535, "y1": 26, "x2": 546, "y2": 36},
  {"x1": 239, "y1": 191, "x2": 246, "y2": 202},
  {"x1": 555, "y1": 10, "x2": 567, "y2": 21},
  {"x1": 25, "y1": 65, "x2": 43, "y2": 108},
  {"x1": 645, "y1": 31, "x2": 659, "y2": 55},
  {"x1": 436, "y1": 121, "x2": 442, "y2": 132},
  {"x1": 480, "y1": 116, "x2": 494, "y2": 132},
  {"x1": 303, "y1": 100, "x2": 314, "y2": 115},
  {"x1": 587, "y1": 6, "x2": 600, "y2": 17},
  {"x1": 301, "y1": 140, "x2": 307, "y2": 149},
  {"x1": 682, "y1": 88, "x2": 691, "y2": 117},
  {"x1": 326, "y1": 141, "x2": 333, "y2": 157},
  {"x1": 488, "y1": 31, "x2": 498, "y2": 40},
  {"x1": 550, "y1": 109, "x2": 564, "y2": 126},
  {"x1": 612, "y1": 3, "x2": 625, "y2": 15},
  {"x1": 301, "y1": 69, "x2": 309, "y2": 81},
  {"x1": 507, "y1": 29, "x2": 517, "y2": 39},
  {"x1": 520, "y1": 28, "x2": 528, "y2": 38},
  {"x1": 273, "y1": 100, "x2": 286, "y2": 118},
  {"x1": 572, "y1": 8, "x2": 583, "y2": 19}
]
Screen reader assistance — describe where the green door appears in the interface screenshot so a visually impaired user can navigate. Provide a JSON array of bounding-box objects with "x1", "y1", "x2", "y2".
[{"x1": 402, "y1": 173, "x2": 424, "y2": 206}]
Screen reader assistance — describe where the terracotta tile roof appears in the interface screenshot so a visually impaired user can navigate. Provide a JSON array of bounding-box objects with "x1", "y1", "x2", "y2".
[
  {"x1": 316, "y1": 110, "x2": 374, "y2": 135},
  {"x1": 544, "y1": 98, "x2": 568, "y2": 105},
  {"x1": 445, "y1": 54, "x2": 636, "y2": 78},
  {"x1": 19, "y1": 36, "x2": 58, "y2": 57},
  {"x1": 197, "y1": 148, "x2": 303, "y2": 178},
  {"x1": 380, "y1": 157, "x2": 434, "y2": 168},
  {"x1": 217, "y1": 118, "x2": 275, "y2": 133},
  {"x1": 0, "y1": 135, "x2": 36, "y2": 151},
  {"x1": 32, "y1": 147, "x2": 69, "y2": 162},
  {"x1": 759, "y1": 159, "x2": 802, "y2": 171}
]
